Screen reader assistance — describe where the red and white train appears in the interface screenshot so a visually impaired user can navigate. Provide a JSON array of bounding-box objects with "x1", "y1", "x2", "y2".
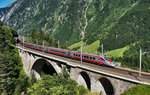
[{"x1": 20, "y1": 41, "x2": 115, "y2": 67}]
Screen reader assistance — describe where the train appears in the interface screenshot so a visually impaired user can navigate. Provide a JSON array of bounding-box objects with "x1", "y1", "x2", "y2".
[{"x1": 20, "y1": 41, "x2": 115, "y2": 67}]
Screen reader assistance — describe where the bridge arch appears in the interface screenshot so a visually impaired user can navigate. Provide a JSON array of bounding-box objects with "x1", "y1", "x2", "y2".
[
  {"x1": 31, "y1": 58, "x2": 61, "y2": 79},
  {"x1": 99, "y1": 77, "x2": 114, "y2": 95},
  {"x1": 77, "y1": 71, "x2": 91, "y2": 90}
]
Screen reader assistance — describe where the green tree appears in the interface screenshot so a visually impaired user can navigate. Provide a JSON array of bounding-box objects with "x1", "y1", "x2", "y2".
[
  {"x1": 39, "y1": 30, "x2": 45, "y2": 40},
  {"x1": 14, "y1": 70, "x2": 29, "y2": 95},
  {"x1": 27, "y1": 67, "x2": 88, "y2": 95},
  {"x1": 0, "y1": 20, "x2": 3, "y2": 26},
  {"x1": 0, "y1": 26, "x2": 22, "y2": 95},
  {"x1": 30, "y1": 29, "x2": 37, "y2": 41}
]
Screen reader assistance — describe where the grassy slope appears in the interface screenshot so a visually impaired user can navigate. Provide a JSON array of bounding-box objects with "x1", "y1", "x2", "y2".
[
  {"x1": 68, "y1": 40, "x2": 100, "y2": 54},
  {"x1": 78, "y1": 40, "x2": 100, "y2": 54},
  {"x1": 105, "y1": 46, "x2": 129, "y2": 58},
  {"x1": 69, "y1": 40, "x2": 129, "y2": 58},
  {"x1": 68, "y1": 41, "x2": 85, "y2": 50},
  {"x1": 121, "y1": 84, "x2": 150, "y2": 95}
]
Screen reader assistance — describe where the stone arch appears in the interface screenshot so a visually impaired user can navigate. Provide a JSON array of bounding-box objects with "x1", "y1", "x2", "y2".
[
  {"x1": 99, "y1": 77, "x2": 114, "y2": 95},
  {"x1": 31, "y1": 58, "x2": 61, "y2": 79},
  {"x1": 77, "y1": 71, "x2": 91, "y2": 90}
]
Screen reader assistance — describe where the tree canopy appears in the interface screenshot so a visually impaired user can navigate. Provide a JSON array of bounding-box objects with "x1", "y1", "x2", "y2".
[
  {"x1": 27, "y1": 67, "x2": 88, "y2": 95},
  {"x1": 0, "y1": 26, "x2": 22, "y2": 94}
]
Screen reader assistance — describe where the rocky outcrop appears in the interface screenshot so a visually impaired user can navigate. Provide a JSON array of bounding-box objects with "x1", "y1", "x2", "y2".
[
  {"x1": 0, "y1": 0, "x2": 22, "y2": 21},
  {"x1": 0, "y1": 7, "x2": 10, "y2": 20}
]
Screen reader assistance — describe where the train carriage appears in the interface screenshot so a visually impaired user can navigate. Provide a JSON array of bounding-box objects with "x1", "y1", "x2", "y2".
[{"x1": 20, "y1": 41, "x2": 115, "y2": 67}]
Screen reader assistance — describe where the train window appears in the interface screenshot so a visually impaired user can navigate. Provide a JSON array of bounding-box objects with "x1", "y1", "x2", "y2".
[
  {"x1": 93, "y1": 57, "x2": 95, "y2": 60},
  {"x1": 100, "y1": 58, "x2": 105, "y2": 61},
  {"x1": 61, "y1": 51, "x2": 65, "y2": 54},
  {"x1": 90, "y1": 57, "x2": 92, "y2": 59},
  {"x1": 104, "y1": 56, "x2": 109, "y2": 60}
]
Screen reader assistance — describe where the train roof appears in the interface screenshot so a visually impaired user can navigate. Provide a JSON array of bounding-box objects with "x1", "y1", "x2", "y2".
[
  {"x1": 46, "y1": 46, "x2": 70, "y2": 52},
  {"x1": 31, "y1": 43, "x2": 70, "y2": 52},
  {"x1": 70, "y1": 50, "x2": 104, "y2": 57},
  {"x1": 24, "y1": 42, "x2": 107, "y2": 58}
]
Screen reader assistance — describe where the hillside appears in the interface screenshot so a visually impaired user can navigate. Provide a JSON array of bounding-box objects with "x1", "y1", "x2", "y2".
[{"x1": 1, "y1": 0, "x2": 149, "y2": 48}]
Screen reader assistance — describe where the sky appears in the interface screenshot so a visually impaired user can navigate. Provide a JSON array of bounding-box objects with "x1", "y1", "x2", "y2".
[{"x1": 0, "y1": 0, "x2": 14, "y2": 8}]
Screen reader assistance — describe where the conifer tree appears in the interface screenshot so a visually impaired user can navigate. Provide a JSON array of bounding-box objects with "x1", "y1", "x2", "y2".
[{"x1": 0, "y1": 26, "x2": 22, "y2": 95}]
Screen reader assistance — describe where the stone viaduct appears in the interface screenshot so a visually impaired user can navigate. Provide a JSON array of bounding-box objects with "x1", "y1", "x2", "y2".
[{"x1": 18, "y1": 46, "x2": 141, "y2": 95}]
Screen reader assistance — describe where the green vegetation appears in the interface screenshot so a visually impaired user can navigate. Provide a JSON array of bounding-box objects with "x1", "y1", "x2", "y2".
[
  {"x1": 4, "y1": 0, "x2": 150, "y2": 53},
  {"x1": 68, "y1": 40, "x2": 100, "y2": 54},
  {"x1": 102, "y1": 0, "x2": 150, "y2": 51},
  {"x1": 78, "y1": 40, "x2": 100, "y2": 54},
  {"x1": 121, "y1": 84, "x2": 150, "y2": 95},
  {"x1": 0, "y1": 24, "x2": 23, "y2": 95},
  {"x1": 4, "y1": 0, "x2": 150, "y2": 48},
  {"x1": 27, "y1": 67, "x2": 88, "y2": 95},
  {"x1": 121, "y1": 41, "x2": 150, "y2": 72},
  {"x1": 14, "y1": 70, "x2": 29, "y2": 95},
  {"x1": 68, "y1": 41, "x2": 86, "y2": 50},
  {"x1": 105, "y1": 46, "x2": 129, "y2": 58},
  {"x1": 29, "y1": 29, "x2": 60, "y2": 48}
]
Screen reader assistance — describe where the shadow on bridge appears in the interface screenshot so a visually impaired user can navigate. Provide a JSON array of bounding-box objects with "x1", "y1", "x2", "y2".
[
  {"x1": 31, "y1": 59, "x2": 57, "y2": 78},
  {"x1": 99, "y1": 77, "x2": 114, "y2": 95}
]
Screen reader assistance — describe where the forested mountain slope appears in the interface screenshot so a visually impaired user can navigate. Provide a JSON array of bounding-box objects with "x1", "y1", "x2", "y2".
[{"x1": 2, "y1": 0, "x2": 150, "y2": 51}]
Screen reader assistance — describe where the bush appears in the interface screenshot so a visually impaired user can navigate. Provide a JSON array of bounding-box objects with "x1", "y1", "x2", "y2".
[{"x1": 121, "y1": 84, "x2": 150, "y2": 95}]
